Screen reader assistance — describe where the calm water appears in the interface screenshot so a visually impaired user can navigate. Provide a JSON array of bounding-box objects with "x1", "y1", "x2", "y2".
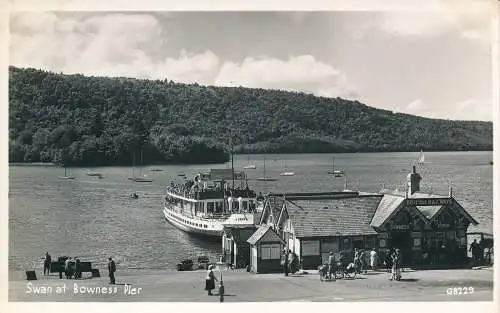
[{"x1": 9, "y1": 151, "x2": 493, "y2": 271}]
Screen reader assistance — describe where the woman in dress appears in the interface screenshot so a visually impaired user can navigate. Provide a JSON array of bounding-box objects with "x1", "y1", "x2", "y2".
[
  {"x1": 390, "y1": 249, "x2": 402, "y2": 281},
  {"x1": 205, "y1": 265, "x2": 218, "y2": 295}
]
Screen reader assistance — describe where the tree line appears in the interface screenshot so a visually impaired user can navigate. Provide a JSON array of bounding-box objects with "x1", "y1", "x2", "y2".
[{"x1": 8, "y1": 66, "x2": 493, "y2": 166}]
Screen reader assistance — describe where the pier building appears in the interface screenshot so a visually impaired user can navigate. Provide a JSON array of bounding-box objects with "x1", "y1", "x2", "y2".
[{"x1": 246, "y1": 166, "x2": 479, "y2": 272}]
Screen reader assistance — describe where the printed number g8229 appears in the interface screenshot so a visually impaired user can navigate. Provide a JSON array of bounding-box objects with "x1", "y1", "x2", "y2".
[{"x1": 446, "y1": 287, "x2": 474, "y2": 295}]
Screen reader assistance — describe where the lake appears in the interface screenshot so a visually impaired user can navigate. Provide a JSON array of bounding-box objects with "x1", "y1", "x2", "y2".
[{"x1": 9, "y1": 151, "x2": 493, "y2": 271}]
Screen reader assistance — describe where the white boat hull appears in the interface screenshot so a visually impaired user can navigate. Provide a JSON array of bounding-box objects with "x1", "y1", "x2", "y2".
[{"x1": 163, "y1": 206, "x2": 224, "y2": 238}]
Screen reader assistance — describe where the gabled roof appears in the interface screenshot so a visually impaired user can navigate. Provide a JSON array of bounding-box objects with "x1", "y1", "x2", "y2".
[
  {"x1": 247, "y1": 225, "x2": 285, "y2": 245},
  {"x1": 416, "y1": 205, "x2": 442, "y2": 220},
  {"x1": 370, "y1": 194, "x2": 405, "y2": 228},
  {"x1": 371, "y1": 191, "x2": 479, "y2": 228},
  {"x1": 284, "y1": 195, "x2": 383, "y2": 238},
  {"x1": 225, "y1": 227, "x2": 257, "y2": 244},
  {"x1": 259, "y1": 196, "x2": 285, "y2": 226}
]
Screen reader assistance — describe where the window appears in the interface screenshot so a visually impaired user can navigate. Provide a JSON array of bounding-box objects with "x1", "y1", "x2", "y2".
[
  {"x1": 321, "y1": 239, "x2": 339, "y2": 253},
  {"x1": 261, "y1": 244, "x2": 281, "y2": 260},
  {"x1": 302, "y1": 240, "x2": 320, "y2": 256},
  {"x1": 207, "y1": 202, "x2": 215, "y2": 213}
]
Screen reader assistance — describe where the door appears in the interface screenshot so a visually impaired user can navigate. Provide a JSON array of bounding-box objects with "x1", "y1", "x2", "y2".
[{"x1": 390, "y1": 231, "x2": 412, "y2": 266}]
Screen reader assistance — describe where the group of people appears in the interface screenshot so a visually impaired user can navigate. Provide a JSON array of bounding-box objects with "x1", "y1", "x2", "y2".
[
  {"x1": 63, "y1": 257, "x2": 82, "y2": 279},
  {"x1": 353, "y1": 248, "x2": 379, "y2": 274},
  {"x1": 42, "y1": 252, "x2": 117, "y2": 284},
  {"x1": 469, "y1": 239, "x2": 490, "y2": 266},
  {"x1": 281, "y1": 249, "x2": 300, "y2": 276}
]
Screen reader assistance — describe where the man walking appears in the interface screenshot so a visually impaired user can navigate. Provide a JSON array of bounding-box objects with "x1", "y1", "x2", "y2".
[{"x1": 108, "y1": 257, "x2": 116, "y2": 284}]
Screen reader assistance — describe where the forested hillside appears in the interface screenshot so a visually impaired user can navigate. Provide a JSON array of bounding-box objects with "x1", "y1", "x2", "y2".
[{"x1": 8, "y1": 66, "x2": 493, "y2": 166}]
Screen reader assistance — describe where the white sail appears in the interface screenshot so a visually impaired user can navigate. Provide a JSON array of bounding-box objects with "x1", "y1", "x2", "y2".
[{"x1": 417, "y1": 150, "x2": 425, "y2": 164}]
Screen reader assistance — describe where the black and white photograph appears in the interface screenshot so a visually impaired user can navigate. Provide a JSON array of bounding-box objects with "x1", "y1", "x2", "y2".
[{"x1": 4, "y1": 0, "x2": 498, "y2": 309}]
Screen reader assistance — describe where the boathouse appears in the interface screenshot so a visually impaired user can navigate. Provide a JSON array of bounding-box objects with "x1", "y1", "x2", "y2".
[
  {"x1": 247, "y1": 225, "x2": 285, "y2": 273},
  {"x1": 256, "y1": 166, "x2": 479, "y2": 270}
]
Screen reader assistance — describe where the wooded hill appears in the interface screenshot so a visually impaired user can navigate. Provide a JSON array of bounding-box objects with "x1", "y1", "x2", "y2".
[{"x1": 8, "y1": 66, "x2": 493, "y2": 166}]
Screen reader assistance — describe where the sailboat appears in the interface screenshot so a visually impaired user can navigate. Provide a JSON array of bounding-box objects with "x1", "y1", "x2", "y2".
[
  {"x1": 243, "y1": 156, "x2": 257, "y2": 169},
  {"x1": 416, "y1": 150, "x2": 425, "y2": 164},
  {"x1": 327, "y1": 157, "x2": 344, "y2": 177},
  {"x1": 128, "y1": 150, "x2": 153, "y2": 182},
  {"x1": 59, "y1": 166, "x2": 76, "y2": 180},
  {"x1": 279, "y1": 160, "x2": 296, "y2": 176},
  {"x1": 256, "y1": 157, "x2": 278, "y2": 181},
  {"x1": 86, "y1": 169, "x2": 104, "y2": 178}
]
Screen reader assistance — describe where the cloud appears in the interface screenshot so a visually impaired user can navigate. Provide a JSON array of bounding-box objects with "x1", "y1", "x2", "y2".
[
  {"x1": 405, "y1": 99, "x2": 426, "y2": 114},
  {"x1": 215, "y1": 55, "x2": 358, "y2": 99},
  {"x1": 376, "y1": 0, "x2": 493, "y2": 41},
  {"x1": 9, "y1": 12, "x2": 219, "y2": 83},
  {"x1": 454, "y1": 98, "x2": 492, "y2": 121}
]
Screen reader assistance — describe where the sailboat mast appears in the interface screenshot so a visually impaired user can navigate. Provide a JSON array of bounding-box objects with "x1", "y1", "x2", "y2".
[
  {"x1": 140, "y1": 149, "x2": 143, "y2": 177},
  {"x1": 64, "y1": 166, "x2": 67, "y2": 177},
  {"x1": 132, "y1": 152, "x2": 136, "y2": 177}
]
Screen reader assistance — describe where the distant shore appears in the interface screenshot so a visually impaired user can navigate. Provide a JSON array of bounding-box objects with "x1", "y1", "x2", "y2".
[
  {"x1": 9, "y1": 162, "x2": 57, "y2": 166},
  {"x1": 7, "y1": 150, "x2": 494, "y2": 168}
]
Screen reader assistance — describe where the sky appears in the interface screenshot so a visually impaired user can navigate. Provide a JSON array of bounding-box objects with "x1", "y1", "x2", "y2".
[{"x1": 8, "y1": 0, "x2": 497, "y2": 121}]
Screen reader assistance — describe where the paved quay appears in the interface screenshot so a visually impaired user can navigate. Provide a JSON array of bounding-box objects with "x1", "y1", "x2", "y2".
[{"x1": 9, "y1": 267, "x2": 493, "y2": 302}]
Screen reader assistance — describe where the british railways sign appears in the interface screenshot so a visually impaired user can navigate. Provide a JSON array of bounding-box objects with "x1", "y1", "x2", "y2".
[{"x1": 406, "y1": 198, "x2": 452, "y2": 206}]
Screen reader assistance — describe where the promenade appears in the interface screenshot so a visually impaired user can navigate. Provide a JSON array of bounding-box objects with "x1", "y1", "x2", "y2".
[{"x1": 9, "y1": 267, "x2": 493, "y2": 302}]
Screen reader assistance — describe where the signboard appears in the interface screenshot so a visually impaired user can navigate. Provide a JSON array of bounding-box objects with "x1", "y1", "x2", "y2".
[{"x1": 406, "y1": 198, "x2": 452, "y2": 206}]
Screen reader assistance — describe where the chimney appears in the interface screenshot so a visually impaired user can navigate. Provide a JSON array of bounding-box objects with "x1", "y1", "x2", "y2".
[{"x1": 407, "y1": 166, "x2": 422, "y2": 195}]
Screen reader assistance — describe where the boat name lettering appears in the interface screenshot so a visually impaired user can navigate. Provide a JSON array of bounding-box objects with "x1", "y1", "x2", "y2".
[{"x1": 406, "y1": 198, "x2": 451, "y2": 206}]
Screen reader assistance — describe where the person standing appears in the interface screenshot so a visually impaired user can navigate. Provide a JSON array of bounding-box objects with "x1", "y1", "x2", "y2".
[
  {"x1": 282, "y1": 249, "x2": 289, "y2": 276},
  {"x1": 390, "y1": 249, "x2": 402, "y2": 281},
  {"x1": 64, "y1": 257, "x2": 72, "y2": 279},
  {"x1": 469, "y1": 239, "x2": 479, "y2": 265},
  {"x1": 43, "y1": 252, "x2": 52, "y2": 275},
  {"x1": 370, "y1": 248, "x2": 378, "y2": 271},
  {"x1": 328, "y1": 251, "x2": 335, "y2": 279},
  {"x1": 205, "y1": 265, "x2": 218, "y2": 295},
  {"x1": 75, "y1": 257, "x2": 81, "y2": 279},
  {"x1": 108, "y1": 257, "x2": 116, "y2": 284}
]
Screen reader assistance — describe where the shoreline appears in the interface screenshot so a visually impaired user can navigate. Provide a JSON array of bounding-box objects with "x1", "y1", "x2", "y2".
[{"x1": 7, "y1": 150, "x2": 494, "y2": 168}]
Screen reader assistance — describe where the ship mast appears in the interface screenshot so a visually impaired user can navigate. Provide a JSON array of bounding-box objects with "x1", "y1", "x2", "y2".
[{"x1": 230, "y1": 131, "x2": 234, "y2": 190}]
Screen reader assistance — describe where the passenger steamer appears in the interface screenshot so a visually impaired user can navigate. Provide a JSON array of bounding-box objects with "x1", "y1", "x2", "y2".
[{"x1": 163, "y1": 168, "x2": 259, "y2": 238}]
